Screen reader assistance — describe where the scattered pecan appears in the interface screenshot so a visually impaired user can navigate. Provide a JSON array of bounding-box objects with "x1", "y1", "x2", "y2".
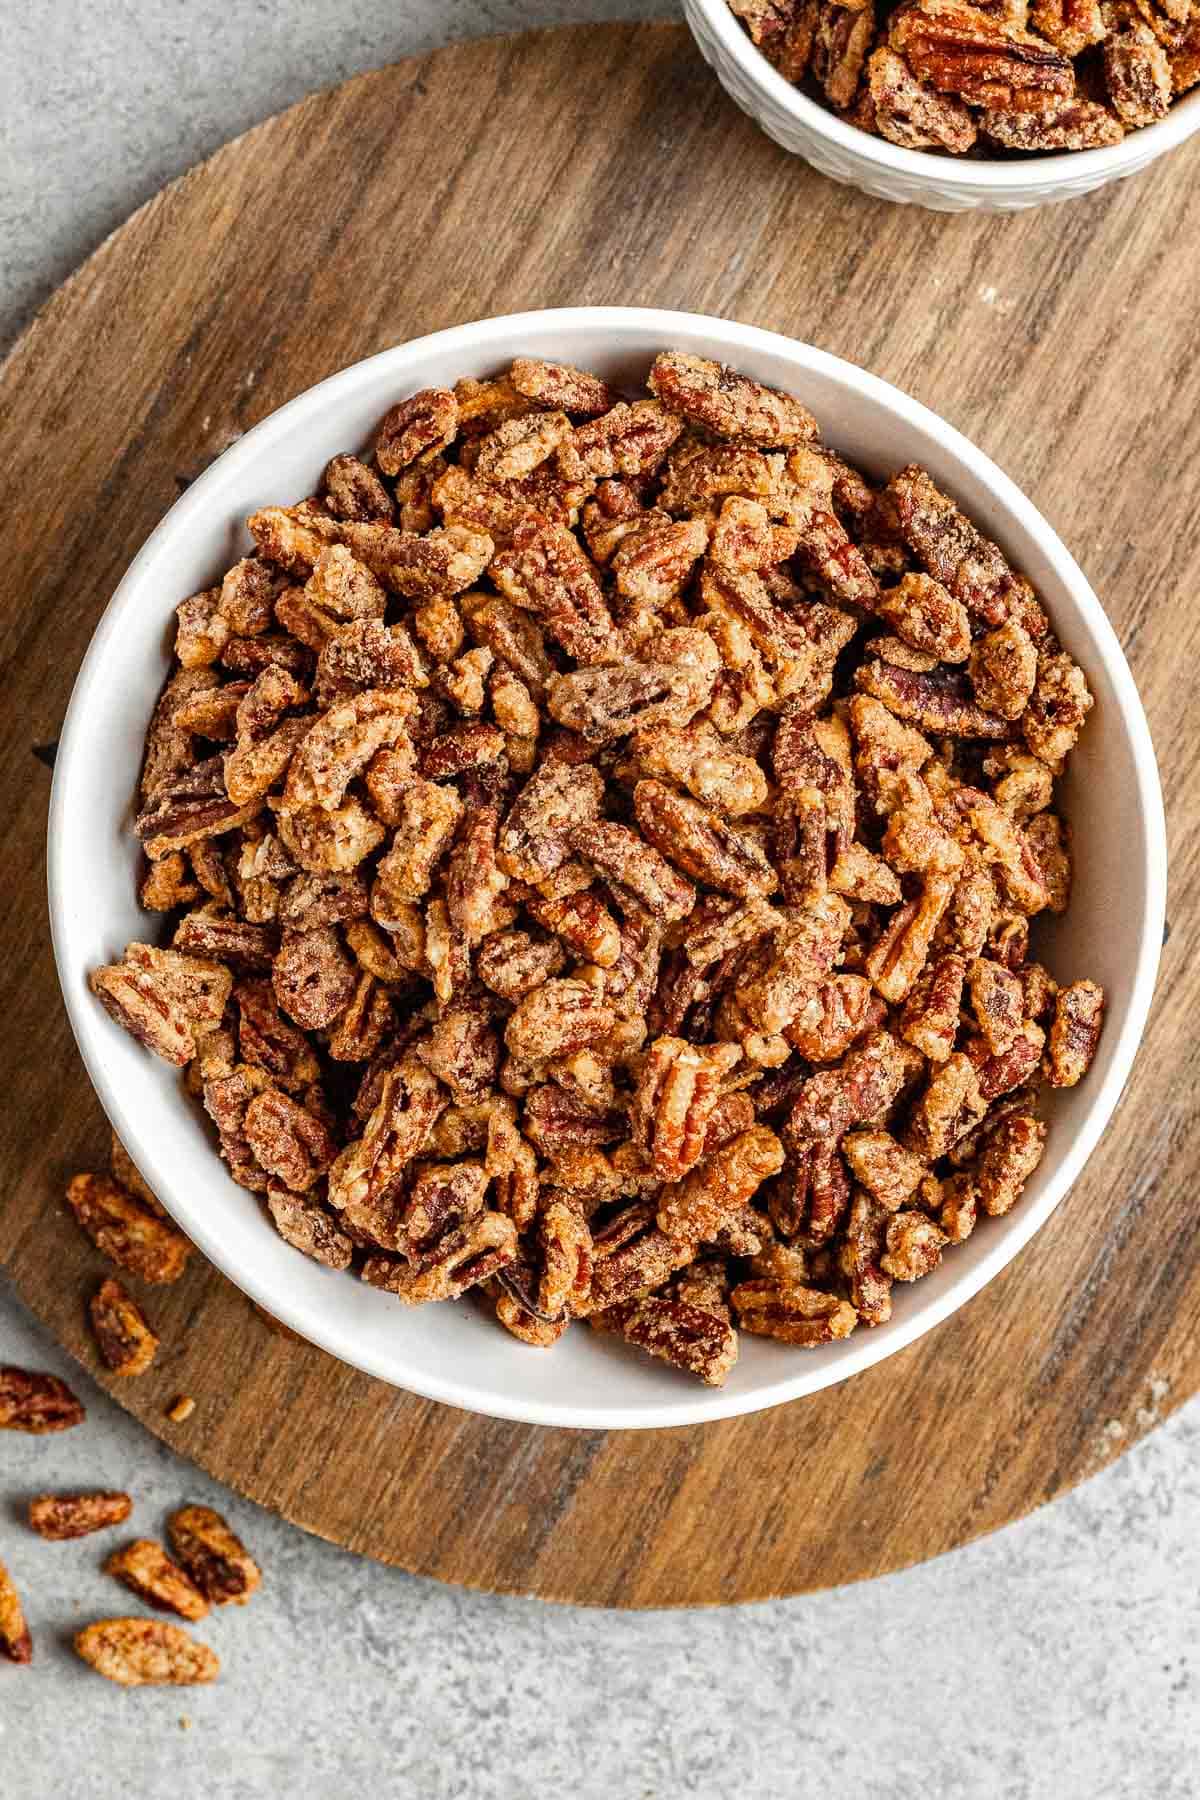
[
  {"x1": 66, "y1": 1174, "x2": 190, "y2": 1283},
  {"x1": 28, "y1": 1491, "x2": 132, "y2": 1541},
  {"x1": 106, "y1": 1540, "x2": 210, "y2": 1621},
  {"x1": 168, "y1": 1505, "x2": 262, "y2": 1607},
  {"x1": 90, "y1": 1278, "x2": 159, "y2": 1376},
  {"x1": 74, "y1": 1618, "x2": 219, "y2": 1687},
  {"x1": 0, "y1": 1559, "x2": 31, "y2": 1664},
  {"x1": 0, "y1": 1366, "x2": 85, "y2": 1434}
]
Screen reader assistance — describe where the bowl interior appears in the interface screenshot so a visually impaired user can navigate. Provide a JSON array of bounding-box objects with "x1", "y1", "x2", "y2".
[{"x1": 49, "y1": 309, "x2": 1165, "y2": 1428}]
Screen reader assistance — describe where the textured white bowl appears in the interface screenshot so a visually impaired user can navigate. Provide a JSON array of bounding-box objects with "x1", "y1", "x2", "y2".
[
  {"x1": 685, "y1": 0, "x2": 1200, "y2": 210},
  {"x1": 49, "y1": 307, "x2": 1165, "y2": 1429}
]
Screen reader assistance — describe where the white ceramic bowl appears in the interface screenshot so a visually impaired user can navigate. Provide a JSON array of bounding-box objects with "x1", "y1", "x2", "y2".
[
  {"x1": 49, "y1": 307, "x2": 1166, "y2": 1429},
  {"x1": 685, "y1": 0, "x2": 1200, "y2": 211}
]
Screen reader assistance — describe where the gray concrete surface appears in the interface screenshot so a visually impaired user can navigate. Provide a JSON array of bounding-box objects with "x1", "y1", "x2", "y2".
[{"x1": 2, "y1": 5, "x2": 1197, "y2": 1796}]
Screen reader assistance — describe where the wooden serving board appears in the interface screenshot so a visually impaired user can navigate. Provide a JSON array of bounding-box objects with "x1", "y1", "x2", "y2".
[{"x1": 2, "y1": 22, "x2": 1198, "y2": 1607}]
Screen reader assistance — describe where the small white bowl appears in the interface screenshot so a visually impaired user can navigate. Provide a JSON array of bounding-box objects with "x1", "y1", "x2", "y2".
[
  {"x1": 49, "y1": 307, "x2": 1166, "y2": 1429},
  {"x1": 685, "y1": 0, "x2": 1200, "y2": 211}
]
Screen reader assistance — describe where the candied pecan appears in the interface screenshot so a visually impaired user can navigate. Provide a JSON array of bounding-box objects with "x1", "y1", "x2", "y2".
[
  {"x1": 510, "y1": 356, "x2": 618, "y2": 417},
  {"x1": 785, "y1": 1030, "x2": 910, "y2": 1152},
  {"x1": 106, "y1": 1540, "x2": 209, "y2": 1621},
  {"x1": 418, "y1": 1003, "x2": 501, "y2": 1105},
  {"x1": 984, "y1": 744, "x2": 1054, "y2": 820},
  {"x1": 880, "y1": 1209, "x2": 947, "y2": 1281},
  {"x1": 327, "y1": 1057, "x2": 446, "y2": 1239},
  {"x1": 168, "y1": 1505, "x2": 262, "y2": 1607},
  {"x1": 140, "y1": 669, "x2": 217, "y2": 802},
  {"x1": 657, "y1": 1124, "x2": 784, "y2": 1244},
  {"x1": 217, "y1": 556, "x2": 284, "y2": 636},
  {"x1": 899, "y1": 952, "x2": 967, "y2": 1061},
  {"x1": 236, "y1": 978, "x2": 321, "y2": 1090},
  {"x1": 976, "y1": 1110, "x2": 1047, "y2": 1214},
  {"x1": 967, "y1": 618, "x2": 1038, "y2": 722},
  {"x1": 968, "y1": 1017, "x2": 1046, "y2": 1101},
  {"x1": 611, "y1": 515, "x2": 710, "y2": 609},
  {"x1": 274, "y1": 795, "x2": 385, "y2": 873},
  {"x1": 490, "y1": 514, "x2": 619, "y2": 665},
  {"x1": 476, "y1": 409, "x2": 574, "y2": 482},
  {"x1": 864, "y1": 874, "x2": 956, "y2": 1003},
  {"x1": 856, "y1": 658, "x2": 1009, "y2": 739},
  {"x1": 331, "y1": 520, "x2": 492, "y2": 600},
  {"x1": 648, "y1": 351, "x2": 817, "y2": 447},
  {"x1": 812, "y1": 0, "x2": 877, "y2": 105},
  {"x1": 961, "y1": 790, "x2": 1050, "y2": 914},
  {"x1": 65, "y1": 1174, "x2": 190, "y2": 1283},
  {"x1": 90, "y1": 1278, "x2": 159, "y2": 1376},
  {"x1": 323, "y1": 452, "x2": 394, "y2": 522},
  {"x1": 732, "y1": 1277, "x2": 857, "y2": 1345},
  {"x1": 74, "y1": 1618, "x2": 219, "y2": 1687},
  {"x1": 1, "y1": 1365, "x2": 85, "y2": 1433},
  {"x1": 625, "y1": 719, "x2": 768, "y2": 814},
  {"x1": 904, "y1": 1052, "x2": 987, "y2": 1158},
  {"x1": 841, "y1": 1129, "x2": 926, "y2": 1209},
  {"x1": 28, "y1": 1491, "x2": 132, "y2": 1541},
  {"x1": 175, "y1": 590, "x2": 227, "y2": 669},
  {"x1": 372, "y1": 779, "x2": 463, "y2": 912},
  {"x1": 581, "y1": 1206, "x2": 694, "y2": 1314},
  {"x1": 981, "y1": 99, "x2": 1126, "y2": 146},
  {"x1": 968, "y1": 955, "x2": 1025, "y2": 1054},
  {"x1": 242, "y1": 1089, "x2": 335, "y2": 1191},
  {"x1": 140, "y1": 850, "x2": 202, "y2": 912},
  {"x1": 889, "y1": 0, "x2": 1075, "y2": 106},
  {"x1": 0, "y1": 1559, "x2": 30, "y2": 1664},
  {"x1": 315, "y1": 619, "x2": 427, "y2": 706},
  {"x1": 867, "y1": 45, "x2": 979, "y2": 147},
  {"x1": 634, "y1": 778, "x2": 776, "y2": 898},
  {"x1": 497, "y1": 760, "x2": 603, "y2": 884},
  {"x1": 631, "y1": 1037, "x2": 744, "y2": 1182},
  {"x1": 848, "y1": 693, "x2": 933, "y2": 817},
  {"x1": 202, "y1": 1062, "x2": 272, "y2": 1192},
  {"x1": 934, "y1": 1171, "x2": 979, "y2": 1242},
  {"x1": 1024, "y1": 811, "x2": 1071, "y2": 914},
  {"x1": 281, "y1": 689, "x2": 415, "y2": 813},
  {"x1": 1022, "y1": 647, "x2": 1094, "y2": 772},
  {"x1": 880, "y1": 463, "x2": 1023, "y2": 626},
  {"x1": 418, "y1": 720, "x2": 507, "y2": 779},
  {"x1": 592, "y1": 1296, "x2": 738, "y2": 1385},
  {"x1": 569, "y1": 818, "x2": 697, "y2": 925},
  {"x1": 221, "y1": 631, "x2": 314, "y2": 680},
  {"x1": 505, "y1": 978, "x2": 616, "y2": 1062},
  {"x1": 1171, "y1": 15, "x2": 1200, "y2": 88},
  {"x1": 878, "y1": 571, "x2": 972, "y2": 660},
  {"x1": 375, "y1": 388, "x2": 458, "y2": 477},
  {"x1": 265, "y1": 1185, "x2": 353, "y2": 1268},
  {"x1": 272, "y1": 925, "x2": 356, "y2": 1029},
  {"x1": 786, "y1": 974, "x2": 888, "y2": 1062},
  {"x1": 527, "y1": 887, "x2": 621, "y2": 967},
  {"x1": 365, "y1": 1210, "x2": 518, "y2": 1304},
  {"x1": 1046, "y1": 979, "x2": 1105, "y2": 1087},
  {"x1": 280, "y1": 868, "x2": 368, "y2": 932},
  {"x1": 730, "y1": 0, "x2": 821, "y2": 75},
  {"x1": 400, "y1": 1160, "x2": 488, "y2": 1254},
  {"x1": 475, "y1": 927, "x2": 565, "y2": 1003},
  {"x1": 174, "y1": 903, "x2": 277, "y2": 973},
  {"x1": 91, "y1": 940, "x2": 231, "y2": 1065},
  {"x1": 1032, "y1": 0, "x2": 1105, "y2": 49}
]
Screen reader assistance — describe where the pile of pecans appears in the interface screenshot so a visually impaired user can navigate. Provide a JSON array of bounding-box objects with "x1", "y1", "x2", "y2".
[
  {"x1": 91, "y1": 348, "x2": 1104, "y2": 1389},
  {"x1": 728, "y1": 0, "x2": 1200, "y2": 154}
]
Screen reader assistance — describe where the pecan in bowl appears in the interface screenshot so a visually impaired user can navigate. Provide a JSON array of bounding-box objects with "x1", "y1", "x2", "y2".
[{"x1": 51, "y1": 314, "x2": 1164, "y2": 1426}]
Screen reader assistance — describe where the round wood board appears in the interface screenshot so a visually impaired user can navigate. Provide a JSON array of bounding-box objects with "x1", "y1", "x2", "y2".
[{"x1": 2, "y1": 22, "x2": 1197, "y2": 1607}]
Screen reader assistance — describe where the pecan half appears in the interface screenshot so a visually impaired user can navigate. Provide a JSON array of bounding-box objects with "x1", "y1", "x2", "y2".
[
  {"x1": 74, "y1": 1619, "x2": 219, "y2": 1687},
  {"x1": 0, "y1": 1366, "x2": 85, "y2": 1434},
  {"x1": 168, "y1": 1506, "x2": 262, "y2": 1606},
  {"x1": 90, "y1": 1278, "x2": 159, "y2": 1376},
  {"x1": 28, "y1": 1491, "x2": 133, "y2": 1541}
]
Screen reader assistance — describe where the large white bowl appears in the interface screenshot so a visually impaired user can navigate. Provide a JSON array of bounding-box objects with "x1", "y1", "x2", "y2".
[
  {"x1": 49, "y1": 307, "x2": 1166, "y2": 1429},
  {"x1": 685, "y1": 0, "x2": 1200, "y2": 211}
]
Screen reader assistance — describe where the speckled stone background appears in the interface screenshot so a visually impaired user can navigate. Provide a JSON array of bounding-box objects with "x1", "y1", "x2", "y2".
[{"x1": 2, "y1": 5, "x2": 1197, "y2": 1796}]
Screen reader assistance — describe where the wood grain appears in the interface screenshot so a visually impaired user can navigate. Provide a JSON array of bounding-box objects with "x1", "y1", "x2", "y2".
[{"x1": 1, "y1": 23, "x2": 1197, "y2": 1606}]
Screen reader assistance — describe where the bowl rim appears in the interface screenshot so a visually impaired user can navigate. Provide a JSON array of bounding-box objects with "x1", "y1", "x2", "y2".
[
  {"x1": 689, "y1": 0, "x2": 1200, "y2": 190},
  {"x1": 48, "y1": 306, "x2": 1167, "y2": 1429}
]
